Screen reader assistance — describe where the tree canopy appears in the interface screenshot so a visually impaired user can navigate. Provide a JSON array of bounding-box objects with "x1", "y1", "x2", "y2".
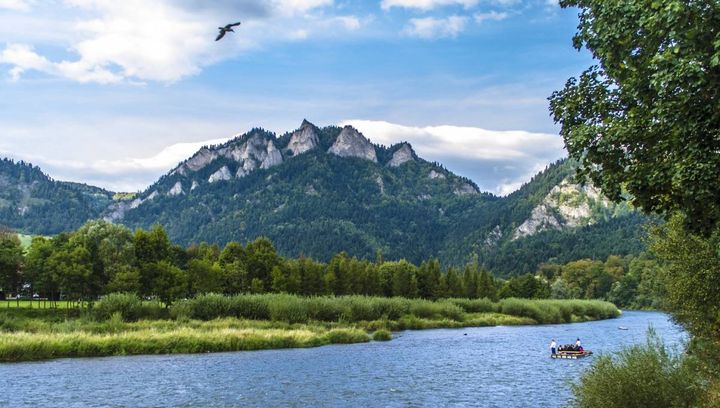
[{"x1": 550, "y1": 0, "x2": 720, "y2": 234}]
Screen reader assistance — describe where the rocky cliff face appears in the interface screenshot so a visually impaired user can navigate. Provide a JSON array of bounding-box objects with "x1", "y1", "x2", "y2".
[
  {"x1": 208, "y1": 166, "x2": 232, "y2": 183},
  {"x1": 286, "y1": 120, "x2": 319, "y2": 156},
  {"x1": 104, "y1": 121, "x2": 480, "y2": 224},
  {"x1": 328, "y1": 126, "x2": 377, "y2": 162},
  {"x1": 387, "y1": 143, "x2": 415, "y2": 167},
  {"x1": 512, "y1": 178, "x2": 614, "y2": 240}
]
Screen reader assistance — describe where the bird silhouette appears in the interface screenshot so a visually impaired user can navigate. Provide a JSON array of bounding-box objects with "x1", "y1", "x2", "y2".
[{"x1": 216, "y1": 22, "x2": 241, "y2": 41}]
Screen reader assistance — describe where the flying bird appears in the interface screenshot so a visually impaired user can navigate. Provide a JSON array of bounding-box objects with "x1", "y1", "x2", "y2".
[{"x1": 216, "y1": 22, "x2": 241, "y2": 41}]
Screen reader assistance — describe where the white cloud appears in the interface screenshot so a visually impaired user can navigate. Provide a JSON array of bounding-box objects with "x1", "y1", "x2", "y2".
[
  {"x1": 0, "y1": 0, "x2": 32, "y2": 11},
  {"x1": 276, "y1": 0, "x2": 333, "y2": 13},
  {"x1": 1, "y1": 137, "x2": 230, "y2": 192},
  {"x1": 0, "y1": 0, "x2": 342, "y2": 83},
  {"x1": 333, "y1": 16, "x2": 362, "y2": 30},
  {"x1": 0, "y1": 43, "x2": 54, "y2": 81},
  {"x1": 339, "y1": 119, "x2": 565, "y2": 195},
  {"x1": 381, "y1": 0, "x2": 478, "y2": 11},
  {"x1": 474, "y1": 10, "x2": 508, "y2": 23},
  {"x1": 403, "y1": 15, "x2": 467, "y2": 39}
]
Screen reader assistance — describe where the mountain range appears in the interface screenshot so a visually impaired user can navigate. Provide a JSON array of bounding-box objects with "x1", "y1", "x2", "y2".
[{"x1": 0, "y1": 120, "x2": 648, "y2": 276}]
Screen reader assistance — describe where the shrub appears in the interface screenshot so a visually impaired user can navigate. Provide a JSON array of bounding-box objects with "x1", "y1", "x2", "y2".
[
  {"x1": 373, "y1": 329, "x2": 392, "y2": 341},
  {"x1": 571, "y1": 331, "x2": 702, "y2": 408},
  {"x1": 325, "y1": 329, "x2": 369, "y2": 344},
  {"x1": 94, "y1": 293, "x2": 143, "y2": 322},
  {"x1": 228, "y1": 295, "x2": 270, "y2": 320},
  {"x1": 187, "y1": 293, "x2": 230, "y2": 320}
]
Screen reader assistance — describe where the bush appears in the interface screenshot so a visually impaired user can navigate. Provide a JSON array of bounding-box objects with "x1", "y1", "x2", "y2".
[
  {"x1": 228, "y1": 295, "x2": 271, "y2": 320},
  {"x1": 571, "y1": 331, "x2": 702, "y2": 408},
  {"x1": 373, "y1": 329, "x2": 392, "y2": 341},
  {"x1": 94, "y1": 293, "x2": 143, "y2": 322},
  {"x1": 188, "y1": 293, "x2": 230, "y2": 320},
  {"x1": 325, "y1": 329, "x2": 369, "y2": 344}
]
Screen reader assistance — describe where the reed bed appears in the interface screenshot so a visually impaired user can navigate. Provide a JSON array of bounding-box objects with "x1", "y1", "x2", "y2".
[
  {"x1": 168, "y1": 294, "x2": 619, "y2": 325},
  {"x1": 0, "y1": 294, "x2": 620, "y2": 362},
  {"x1": 0, "y1": 324, "x2": 368, "y2": 362}
]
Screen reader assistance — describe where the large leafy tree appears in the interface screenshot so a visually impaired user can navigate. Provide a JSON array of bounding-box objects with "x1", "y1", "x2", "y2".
[
  {"x1": 551, "y1": 1, "x2": 720, "y2": 404},
  {"x1": 549, "y1": 0, "x2": 720, "y2": 233},
  {"x1": 0, "y1": 229, "x2": 23, "y2": 297}
]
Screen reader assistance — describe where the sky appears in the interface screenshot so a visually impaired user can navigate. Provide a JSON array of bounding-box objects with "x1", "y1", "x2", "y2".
[{"x1": 0, "y1": 0, "x2": 593, "y2": 195}]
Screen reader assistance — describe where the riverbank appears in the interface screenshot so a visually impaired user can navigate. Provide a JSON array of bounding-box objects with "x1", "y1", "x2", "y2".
[{"x1": 0, "y1": 294, "x2": 620, "y2": 362}]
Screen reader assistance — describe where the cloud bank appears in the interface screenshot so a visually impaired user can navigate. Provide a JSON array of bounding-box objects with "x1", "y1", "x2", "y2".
[
  {"x1": 341, "y1": 119, "x2": 566, "y2": 195},
  {"x1": 2, "y1": 119, "x2": 565, "y2": 195}
]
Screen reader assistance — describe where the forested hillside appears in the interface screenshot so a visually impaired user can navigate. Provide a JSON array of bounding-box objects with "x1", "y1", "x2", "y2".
[
  {"x1": 111, "y1": 121, "x2": 646, "y2": 271},
  {"x1": 0, "y1": 121, "x2": 648, "y2": 275},
  {"x1": 0, "y1": 158, "x2": 113, "y2": 234}
]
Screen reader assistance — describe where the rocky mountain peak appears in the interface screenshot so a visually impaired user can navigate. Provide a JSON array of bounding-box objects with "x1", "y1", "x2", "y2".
[
  {"x1": 179, "y1": 147, "x2": 217, "y2": 173},
  {"x1": 387, "y1": 143, "x2": 415, "y2": 167},
  {"x1": 328, "y1": 125, "x2": 377, "y2": 162},
  {"x1": 286, "y1": 120, "x2": 319, "y2": 156}
]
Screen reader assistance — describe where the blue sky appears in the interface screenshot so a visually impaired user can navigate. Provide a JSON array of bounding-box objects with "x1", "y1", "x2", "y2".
[{"x1": 0, "y1": 0, "x2": 592, "y2": 194}]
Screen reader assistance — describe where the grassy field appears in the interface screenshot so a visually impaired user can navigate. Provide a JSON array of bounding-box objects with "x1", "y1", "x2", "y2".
[{"x1": 0, "y1": 294, "x2": 621, "y2": 362}]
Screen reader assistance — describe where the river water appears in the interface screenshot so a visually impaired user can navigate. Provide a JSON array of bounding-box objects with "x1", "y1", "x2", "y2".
[{"x1": 0, "y1": 311, "x2": 685, "y2": 407}]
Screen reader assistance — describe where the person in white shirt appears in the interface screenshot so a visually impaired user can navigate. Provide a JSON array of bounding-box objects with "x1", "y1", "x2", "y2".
[
  {"x1": 550, "y1": 339, "x2": 557, "y2": 356},
  {"x1": 576, "y1": 338, "x2": 582, "y2": 351}
]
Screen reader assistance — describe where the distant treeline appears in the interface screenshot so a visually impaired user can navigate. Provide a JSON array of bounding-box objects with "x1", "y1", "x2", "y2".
[{"x1": 0, "y1": 220, "x2": 663, "y2": 308}]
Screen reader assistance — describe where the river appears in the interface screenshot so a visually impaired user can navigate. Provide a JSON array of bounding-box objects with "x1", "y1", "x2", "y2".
[{"x1": 0, "y1": 311, "x2": 685, "y2": 407}]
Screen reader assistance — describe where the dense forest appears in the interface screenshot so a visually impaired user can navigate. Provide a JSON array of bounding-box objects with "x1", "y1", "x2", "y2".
[
  {"x1": 0, "y1": 158, "x2": 113, "y2": 233},
  {"x1": 0, "y1": 220, "x2": 662, "y2": 308},
  {"x1": 0, "y1": 124, "x2": 648, "y2": 273}
]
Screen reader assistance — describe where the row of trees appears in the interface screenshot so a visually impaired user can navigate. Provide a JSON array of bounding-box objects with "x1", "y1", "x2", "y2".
[
  {"x1": 0, "y1": 220, "x2": 662, "y2": 308},
  {"x1": 0, "y1": 221, "x2": 501, "y2": 306},
  {"x1": 500, "y1": 254, "x2": 664, "y2": 309}
]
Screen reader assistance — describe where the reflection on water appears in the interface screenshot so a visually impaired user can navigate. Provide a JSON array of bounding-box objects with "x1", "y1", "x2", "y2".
[{"x1": 0, "y1": 311, "x2": 685, "y2": 407}]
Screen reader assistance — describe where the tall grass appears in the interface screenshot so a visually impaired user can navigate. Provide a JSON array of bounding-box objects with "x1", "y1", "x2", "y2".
[
  {"x1": 169, "y1": 294, "x2": 467, "y2": 324},
  {"x1": 0, "y1": 294, "x2": 620, "y2": 362},
  {"x1": 94, "y1": 293, "x2": 166, "y2": 322},
  {"x1": 498, "y1": 298, "x2": 619, "y2": 324},
  {"x1": 0, "y1": 326, "x2": 369, "y2": 362},
  {"x1": 169, "y1": 294, "x2": 618, "y2": 325}
]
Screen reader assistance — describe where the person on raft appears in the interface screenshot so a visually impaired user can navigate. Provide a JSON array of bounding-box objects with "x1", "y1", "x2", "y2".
[
  {"x1": 550, "y1": 339, "x2": 557, "y2": 356},
  {"x1": 575, "y1": 338, "x2": 583, "y2": 352}
]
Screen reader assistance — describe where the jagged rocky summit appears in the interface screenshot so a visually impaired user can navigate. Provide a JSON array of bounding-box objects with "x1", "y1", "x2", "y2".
[{"x1": 105, "y1": 119, "x2": 485, "y2": 222}]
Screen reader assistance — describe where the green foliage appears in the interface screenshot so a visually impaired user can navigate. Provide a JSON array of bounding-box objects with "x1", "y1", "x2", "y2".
[
  {"x1": 0, "y1": 229, "x2": 23, "y2": 294},
  {"x1": 117, "y1": 140, "x2": 645, "y2": 270},
  {"x1": 372, "y1": 329, "x2": 392, "y2": 341},
  {"x1": 650, "y1": 215, "x2": 720, "y2": 340},
  {"x1": 93, "y1": 293, "x2": 164, "y2": 322},
  {"x1": 550, "y1": 1, "x2": 720, "y2": 234},
  {"x1": 0, "y1": 158, "x2": 113, "y2": 234},
  {"x1": 498, "y1": 298, "x2": 619, "y2": 324},
  {"x1": 571, "y1": 330, "x2": 702, "y2": 408},
  {"x1": 168, "y1": 293, "x2": 616, "y2": 326}
]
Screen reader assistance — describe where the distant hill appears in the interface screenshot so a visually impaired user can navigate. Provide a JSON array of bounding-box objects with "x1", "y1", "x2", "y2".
[
  {"x1": 101, "y1": 120, "x2": 647, "y2": 273},
  {"x1": 0, "y1": 158, "x2": 113, "y2": 234},
  {"x1": 0, "y1": 121, "x2": 648, "y2": 274}
]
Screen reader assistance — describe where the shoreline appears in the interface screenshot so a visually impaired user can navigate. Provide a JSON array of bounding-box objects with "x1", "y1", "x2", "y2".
[{"x1": 0, "y1": 308, "x2": 619, "y2": 363}]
